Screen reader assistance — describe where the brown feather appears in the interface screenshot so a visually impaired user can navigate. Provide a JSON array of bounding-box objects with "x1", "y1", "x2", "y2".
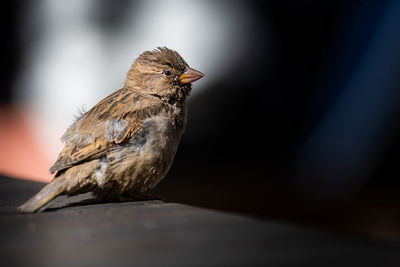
[
  {"x1": 19, "y1": 47, "x2": 203, "y2": 213},
  {"x1": 50, "y1": 88, "x2": 165, "y2": 173}
]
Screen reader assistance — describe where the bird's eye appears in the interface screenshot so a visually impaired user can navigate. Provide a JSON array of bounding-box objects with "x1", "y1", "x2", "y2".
[{"x1": 163, "y1": 70, "x2": 172, "y2": 76}]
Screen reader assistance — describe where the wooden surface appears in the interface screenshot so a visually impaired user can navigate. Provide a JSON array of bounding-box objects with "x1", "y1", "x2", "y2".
[{"x1": 0, "y1": 175, "x2": 399, "y2": 267}]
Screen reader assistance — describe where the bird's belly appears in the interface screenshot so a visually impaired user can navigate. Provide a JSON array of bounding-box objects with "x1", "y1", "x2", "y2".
[{"x1": 102, "y1": 113, "x2": 182, "y2": 194}]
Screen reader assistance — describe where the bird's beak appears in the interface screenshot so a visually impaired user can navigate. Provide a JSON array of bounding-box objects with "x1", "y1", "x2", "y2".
[{"x1": 179, "y1": 67, "x2": 205, "y2": 84}]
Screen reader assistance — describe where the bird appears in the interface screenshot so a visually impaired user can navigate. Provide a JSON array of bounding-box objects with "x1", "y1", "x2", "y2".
[{"x1": 18, "y1": 47, "x2": 204, "y2": 213}]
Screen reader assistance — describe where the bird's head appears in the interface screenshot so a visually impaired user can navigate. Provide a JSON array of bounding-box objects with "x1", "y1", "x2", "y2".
[{"x1": 125, "y1": 47, "x2": 204, "y2": 102}]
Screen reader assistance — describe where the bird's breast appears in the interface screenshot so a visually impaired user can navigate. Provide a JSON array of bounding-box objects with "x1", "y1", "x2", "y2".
[
  {"x1": 138, "y1": 111, "x2": 183, "y2": 151},
  {"x1": 105, "y1": 110, "x2": 185, "y2": 192}
]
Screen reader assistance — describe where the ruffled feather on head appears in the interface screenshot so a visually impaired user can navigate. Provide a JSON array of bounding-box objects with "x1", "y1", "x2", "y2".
[{"x1": 136, "y1": 47, "x2": 188, "y2": 73}]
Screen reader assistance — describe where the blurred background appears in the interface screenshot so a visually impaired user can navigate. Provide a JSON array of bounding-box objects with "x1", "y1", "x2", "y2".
[{"x1": 1, "y1": 0, "x2": 399, "y2": 239}]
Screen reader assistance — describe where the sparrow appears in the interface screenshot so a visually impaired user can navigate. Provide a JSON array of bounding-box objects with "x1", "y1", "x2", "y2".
[{"x1": 18, "y1": 47, "x2": 204, "y2": 213}]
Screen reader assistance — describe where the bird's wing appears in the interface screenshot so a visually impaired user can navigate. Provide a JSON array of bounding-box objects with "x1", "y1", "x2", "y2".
[{"x1": 49, "y1": 88, "x2": 163, "y2": 173}]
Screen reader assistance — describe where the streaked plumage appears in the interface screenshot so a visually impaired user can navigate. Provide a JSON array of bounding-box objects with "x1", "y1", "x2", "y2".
[{"x1": 18, "y1": 47, "x2": 204, "y2": 213}]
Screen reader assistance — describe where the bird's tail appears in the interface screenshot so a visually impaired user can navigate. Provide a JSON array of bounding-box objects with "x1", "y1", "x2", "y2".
[{"x1": 18, "y1": 176, "x2": 67, "y2": 213}]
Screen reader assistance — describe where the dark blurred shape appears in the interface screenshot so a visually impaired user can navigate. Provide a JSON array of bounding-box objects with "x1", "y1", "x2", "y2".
[
  {"x1": 0, "y1": 1, "x2": 20, "y2": 103},
  {"x1": 296, "y1": 0, "x2": 400, "y2": 200}
]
